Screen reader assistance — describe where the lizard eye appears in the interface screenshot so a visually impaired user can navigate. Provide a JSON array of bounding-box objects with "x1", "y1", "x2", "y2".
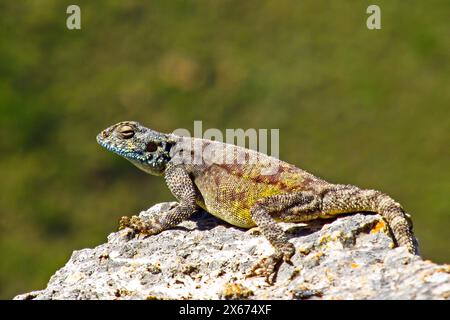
[
  {"x1": 118, "y1": 125, "x2": 135, "y2": 139},
  {"x1": 146, "y1": 142, "x2": 158, "y2": 152}
]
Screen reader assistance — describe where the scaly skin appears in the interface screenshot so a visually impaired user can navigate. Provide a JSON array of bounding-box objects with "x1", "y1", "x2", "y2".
[{"x1": 97, "y1": 121, "x2": 418, "y2": 283}]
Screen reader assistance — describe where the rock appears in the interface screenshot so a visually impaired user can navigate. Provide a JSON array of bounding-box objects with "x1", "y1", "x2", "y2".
[{"x1": 14, "y1": 202, "x2": 450, "y2": 300}]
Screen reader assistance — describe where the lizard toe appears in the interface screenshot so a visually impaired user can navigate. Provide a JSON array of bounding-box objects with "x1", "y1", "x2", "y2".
[
  {"x1": 246, "y1": 253, "x2": 283, "y2": 285},
  {"x1": 118, "y1": 216, "x2": 131, "y2": 230},
  {"x1": 282, "y1": 243, "x2": 295, "y2": 263}
]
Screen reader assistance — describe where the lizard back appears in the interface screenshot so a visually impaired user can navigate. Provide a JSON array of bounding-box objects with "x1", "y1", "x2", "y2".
[{"x1": 175, "y1": 137, "x2": 323, "y2": 227}]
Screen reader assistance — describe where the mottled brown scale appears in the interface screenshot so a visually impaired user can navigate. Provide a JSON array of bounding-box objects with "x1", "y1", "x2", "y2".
[{"x1": 179, "y1": 137, "x2": 325, "y2": 228}]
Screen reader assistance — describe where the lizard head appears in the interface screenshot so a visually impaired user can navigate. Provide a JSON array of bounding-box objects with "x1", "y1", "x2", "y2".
[{"x1": 97, "y1": 121, "x2": 174, "y2": 176}]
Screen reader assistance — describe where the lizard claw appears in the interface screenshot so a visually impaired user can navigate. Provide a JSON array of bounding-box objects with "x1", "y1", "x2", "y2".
[
  {"x1": 118, "y1": 216, "x2": 131, "y2": 230},
  {"x1": 118, "y1": 215, "x2": 162, "y2": 236},
  {"x1": 246, "y1": 253, "x2": 283, "y2": 284},
  {"x1": 245, "y1": 243, "x2": 294, "y2": 284}
]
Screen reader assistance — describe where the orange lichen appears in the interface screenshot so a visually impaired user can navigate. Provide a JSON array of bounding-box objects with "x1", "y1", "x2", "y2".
[
  {"x1": 351, "y1": 263, "x2": 359, "y2": 269},
  {"x1": 221, "y1": 283, "x2": 254, "y2": 299},
  {"x1": 371, "y1": 220, "x2": 386, "y2": 234},
  {"x1": 315, "y1": 251, "x2": 324, "y2": 259}
]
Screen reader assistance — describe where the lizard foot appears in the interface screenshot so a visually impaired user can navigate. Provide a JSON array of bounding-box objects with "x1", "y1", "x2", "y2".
[
  {"x1": 118, "y1": 215, "x2": 163, "y2": 236},
  {"x1": 246, "y1": 253, "x2": 283, "y2": 284},
  {"x1": 245, "y1": 243, "x2": 294, "y2": 284}
]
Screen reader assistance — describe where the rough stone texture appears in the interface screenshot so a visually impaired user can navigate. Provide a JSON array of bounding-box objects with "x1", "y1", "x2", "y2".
[{"x1": 15, "y1": 202, "x2": 449, "y2": 300}]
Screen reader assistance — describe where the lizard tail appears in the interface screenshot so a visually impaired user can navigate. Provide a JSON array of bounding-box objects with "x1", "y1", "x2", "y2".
[{"x1": 321, "y1": 185, "x2": 418, "y2": 254}]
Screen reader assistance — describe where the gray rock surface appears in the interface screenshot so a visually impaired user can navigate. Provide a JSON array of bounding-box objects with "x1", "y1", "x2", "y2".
[{"x1": 15, "y1": 202, "x2": 449, "y2": 300}]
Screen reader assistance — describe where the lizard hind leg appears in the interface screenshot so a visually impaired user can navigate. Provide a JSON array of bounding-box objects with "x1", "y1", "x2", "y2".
[{"x1": 246, "y1": 191, "x2": 322, "y2": 284}]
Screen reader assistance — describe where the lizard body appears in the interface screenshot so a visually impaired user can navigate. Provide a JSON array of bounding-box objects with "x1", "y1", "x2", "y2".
[{"x1": 97, "y1": 121, "x2": 418, "y2": 282}]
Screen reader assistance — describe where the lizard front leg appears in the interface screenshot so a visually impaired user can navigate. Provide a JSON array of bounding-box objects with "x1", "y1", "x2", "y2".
[
  {"x1": 247, "y1": 191, "x2": 321, "y2": 283},
  {"x1": 119, "y1": 163, "x2": 199, "y2": 236}
]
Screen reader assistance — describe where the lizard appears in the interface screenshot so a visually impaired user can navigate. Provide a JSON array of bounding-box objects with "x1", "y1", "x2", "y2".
[{"x1": 97, "y1": 121, "x2": 418, "y2": 283}]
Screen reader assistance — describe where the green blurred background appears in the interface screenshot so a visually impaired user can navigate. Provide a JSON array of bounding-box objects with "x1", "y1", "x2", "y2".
[{"x1": 0, "y1": 0, "x2": 449, "y2": 299}]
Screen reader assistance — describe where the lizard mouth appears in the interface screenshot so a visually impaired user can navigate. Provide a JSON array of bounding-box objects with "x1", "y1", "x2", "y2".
[{"x1": 96, "y1": 133, "x2": 151, "y2": 163}]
